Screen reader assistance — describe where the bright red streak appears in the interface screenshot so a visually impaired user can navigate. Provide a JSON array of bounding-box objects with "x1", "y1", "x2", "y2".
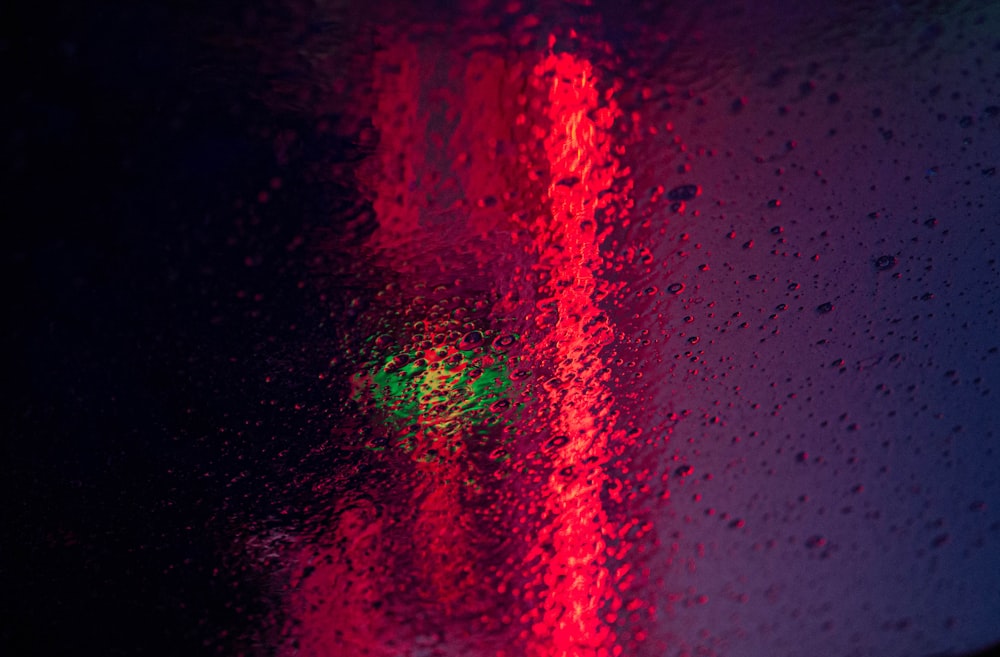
[{"x1": 516, "y1": 46, "x2": 625, "y2": 657}]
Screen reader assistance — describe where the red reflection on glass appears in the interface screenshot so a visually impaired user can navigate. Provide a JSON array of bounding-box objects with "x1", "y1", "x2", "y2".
[
  {"x1": 277, "y1": 35, "x2": 434, "y2": 657},
  {"x1": 277, "y1": 32, "x2": 641, "y2": 657},
  {"x1": 514, "y1": 45, "x2": 626, "y2": 657}
]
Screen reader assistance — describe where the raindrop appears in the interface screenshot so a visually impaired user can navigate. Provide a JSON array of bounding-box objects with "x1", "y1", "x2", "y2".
[
  {"x1": 492, "y1": 334, "x2": 518, "y2": 351},
  {"x1": 667, "y1": 282, "x2": 685, "y2": 294},
  {"x1": 817, "y1": 302, "x2": 834, "y2": 314},
  {"x1": 545, "y1": 435, "x2": 570, "y2": 450},
  {"x1": 874, "y1": 255, "x2": 897, "y2": 271},
  {"x1": 805, "y1": 535, "x2": 828, "y2": 548},
  {"x1": 384, "y1": 353, "x2": 411, "y2": 372},
  {"x1": 666, "y1": 184, "x2": 701, "y2": 201},
  {"x1": 457, "y1": 330, "x2": 485, "y2": 350}
]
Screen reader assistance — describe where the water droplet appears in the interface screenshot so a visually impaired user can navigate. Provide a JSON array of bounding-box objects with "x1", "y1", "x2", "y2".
[
  {"x1": 874, "y1": 255, "x2": 897, "y2": 271},
  {"x1": 492, "y1": 334, "x2": 518, "y2": 351},
  {"x1": 805, "y1": 535, "x2": 827, "y2": 548},
  {"x1": 666, "y1": 184, "x2": 701, "y2": 201},
  {"x1": 546, "y1": 435, "x2": 570, "y2": 450},
  {"x1": 384, "y1": 354, "x2": 411, "y2": 372},
  {"x1": 457, "y1": 330, "x2": 485, "y2": 350},
  {"x1": 489, "y1": 447, "x2": 509, "y2": 461},
  {"x1": 817, "y1": 302, "x2": 834, "y2": 314},
  {"x1": 667, "y1": 282, "x2": 685, "y2": 294}
]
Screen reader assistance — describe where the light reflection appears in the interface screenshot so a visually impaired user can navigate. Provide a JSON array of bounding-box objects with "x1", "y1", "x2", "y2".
[
  {"x1": 278, "y1": 33, "x2": 640, "y2": 657},
  {"x1": 516, "y1": 45, "x2": 627, "y2": 657}
]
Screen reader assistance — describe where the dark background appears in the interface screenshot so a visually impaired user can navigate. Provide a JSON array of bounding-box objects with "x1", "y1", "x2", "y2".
[{"x1": 1, "y1": 2, "x2": 316, "y2": 654}]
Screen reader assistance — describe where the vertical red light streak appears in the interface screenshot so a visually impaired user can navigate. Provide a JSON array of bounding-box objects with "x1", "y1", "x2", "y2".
[{"x1": 517, "y1": 44, "x2": 626, "y2": 657}]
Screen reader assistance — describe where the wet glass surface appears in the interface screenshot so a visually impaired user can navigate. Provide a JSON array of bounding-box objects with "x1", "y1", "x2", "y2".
[{"x1": 4, "y1": 1, "x2": 1000, "y2": 656}]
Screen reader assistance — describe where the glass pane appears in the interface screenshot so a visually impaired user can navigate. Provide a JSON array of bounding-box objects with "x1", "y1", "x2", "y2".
[
  {"x1": 225, "y1": 3, "x2": 1000, "y2": 655},
  {"x1": 8, "y1": 2, "x2": 998, "y2": 656}
]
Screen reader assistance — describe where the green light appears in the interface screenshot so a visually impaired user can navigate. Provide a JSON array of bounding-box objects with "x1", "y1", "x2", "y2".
[{"x1": 352, "y1": 337, "x2": 515, "y2": 448}]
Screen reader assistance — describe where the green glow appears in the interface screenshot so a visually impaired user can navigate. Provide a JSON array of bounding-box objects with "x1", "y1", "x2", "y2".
[{"x1": 352, "y1": 338, "x2": 515, "y2": 448}]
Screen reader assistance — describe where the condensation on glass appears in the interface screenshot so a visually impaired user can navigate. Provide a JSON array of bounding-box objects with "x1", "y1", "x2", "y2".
[{"x1": 218, "y1": 2, "x2": 1000, "y2": 656}]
